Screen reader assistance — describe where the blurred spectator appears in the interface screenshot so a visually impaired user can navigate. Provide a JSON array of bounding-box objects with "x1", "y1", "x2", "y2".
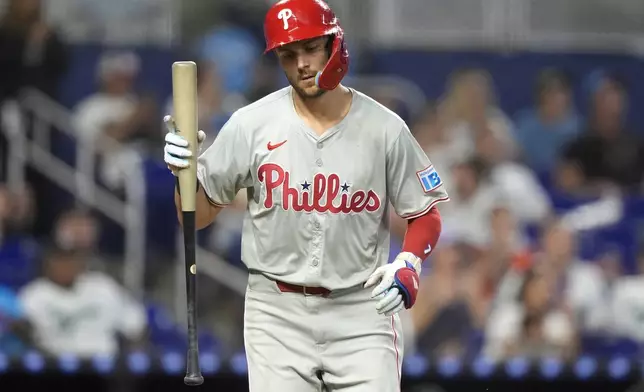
[
  {"x1": 556, "y1": 71, "x2": 644, "y2": 195},
  {"x1": 247, "y1": 56, "x2": 282, "y2": 103},
  {"x1": 72, "y1": 50, "x2": 158, "y2": 190},
  {"x1": 484, "y1": 267, "x2": 576, "y2": 361},
  {"x1": 197, "y1": 24, "x2": 262, "y2": 109},
  {"x1": 413, "y1": 102, "x2": 443, "y2": 152},
  {"x1": 0, "y1": 284, "x2": 30, "y2": 357},
  {"x1": 368, "y1": 85, "x2": 411, "y2": 123},
  {"x1": 54, "y1": 209, "x2": 98, "y2": 254},
  {"x1": 435, "y1": 68, "x2": 517, "y2": 174},
  {"x1": 0, "y1": 0, "x2": 69, "y2": 101},
  {"x1": 411, "y1": 102, "x2": 454, "y2": 187},
  {"x1": 596, "y1": 248, "x2": 623, "y2": 288},
  {"x1": 73, "y1": 50, "x2": 151, "y2": 144},
  {"x1": 411, "y1": 241, "x2": 475, "y2": 357},
  {"x1": 541, "y1": 222, "x2": 611, "y2": 332},
  {"x1": 19, "y1": 245, "x2": 147, "y2": 358},
  {"x1": 476, "y1": 128, "x2": 553, "y2": 224},
  {"x1": 438, "y1": 158, "x2": 501, "y2": 247},
  {"x1": 51, "y1": 208, "x2": 114, "y2": 276},
  {"x1": 0, "y1": 185, "x2": 39, "y2": 289},
  {"x1": 0, "y1": 0, "x2": 69, "y2": 184},
  {"x1": 610, "y1": 248, "x2": 644, "y2": 341},
  {"x1": 481, "y1": 206, "x2": 533, "y2": 307},
  {"x1": 454, "y1": 208, "x2": 532, "y2": 337},
  {"x1": 513, "y1": 69, "x2": 581, "y2": 174},
  {"x1": 497, "y1": 221, "x2": 610, "y2": 332}
]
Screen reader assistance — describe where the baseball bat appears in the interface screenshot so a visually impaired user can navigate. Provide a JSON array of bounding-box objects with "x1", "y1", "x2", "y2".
[{"x1": 171, "y1": 61, "x2": 204, "y2": 386}]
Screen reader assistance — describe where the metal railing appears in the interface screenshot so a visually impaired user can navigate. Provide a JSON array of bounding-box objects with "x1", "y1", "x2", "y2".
[
  {"x1": 2, "y1": 100, "x2": 27, "y2": 191},
  {"x1": 1, "y1": 89, "x2": 147, "y2": 298}
]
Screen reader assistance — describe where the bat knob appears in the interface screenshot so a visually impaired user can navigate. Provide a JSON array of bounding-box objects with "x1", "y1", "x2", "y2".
[{"x1": 184, "y1": 373, "x2": 204, "y2": 386}]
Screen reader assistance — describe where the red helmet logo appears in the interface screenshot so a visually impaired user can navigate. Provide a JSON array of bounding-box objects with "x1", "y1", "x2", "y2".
[{"x1": 277, "y1": 8, "x2": 294, "y2": 30}]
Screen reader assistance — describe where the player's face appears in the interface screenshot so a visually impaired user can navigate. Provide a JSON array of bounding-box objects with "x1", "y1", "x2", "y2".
[{"x1": 275, "y1": 37, "x2": 330, "y2": 99}]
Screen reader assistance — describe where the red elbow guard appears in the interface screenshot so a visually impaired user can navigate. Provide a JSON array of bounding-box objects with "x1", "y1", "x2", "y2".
[{"x1": 401, "y1": 207, "x2": 442, "y2": 261}]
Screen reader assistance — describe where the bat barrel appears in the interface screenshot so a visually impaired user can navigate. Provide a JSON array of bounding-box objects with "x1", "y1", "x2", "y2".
[{"x1": 172, "y1": 61, "x2": 198, "y2": 213}]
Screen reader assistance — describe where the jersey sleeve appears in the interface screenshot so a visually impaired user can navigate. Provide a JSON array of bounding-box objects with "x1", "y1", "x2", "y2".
[
  {"x1": 386, "y1": 123, "x2": 449, "y2": 219},
  {"x1": 196, "y1": 113, "x2": 253, "y2": 206}
]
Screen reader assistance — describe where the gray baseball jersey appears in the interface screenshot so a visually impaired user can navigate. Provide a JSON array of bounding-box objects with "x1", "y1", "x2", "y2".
[{"x1": 197, "y1": 87, "x2": 449, "y2": 290}]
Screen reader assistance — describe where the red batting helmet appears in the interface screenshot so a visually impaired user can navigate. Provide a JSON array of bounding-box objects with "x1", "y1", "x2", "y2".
[{"x1": 263, "y1": 0, "x2": 349, "y2": 91}]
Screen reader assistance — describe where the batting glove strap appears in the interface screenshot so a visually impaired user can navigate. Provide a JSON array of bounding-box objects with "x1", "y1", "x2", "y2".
[
  {"x1": 393, "y1": 267, "x2": 419, "y2": 309},
  {"x1": 394, "y1": 252, "x2": 423, "y2": 276}
]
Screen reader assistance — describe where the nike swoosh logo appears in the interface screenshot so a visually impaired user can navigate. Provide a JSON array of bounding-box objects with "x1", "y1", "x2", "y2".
[{"x1": 267, "y1": 140, "x2": 287, "y2": 151}]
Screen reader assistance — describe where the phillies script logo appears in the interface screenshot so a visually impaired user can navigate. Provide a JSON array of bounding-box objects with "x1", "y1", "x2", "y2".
[{"x1": 258, "y1": 163, "x2": 381, "y2": 213}]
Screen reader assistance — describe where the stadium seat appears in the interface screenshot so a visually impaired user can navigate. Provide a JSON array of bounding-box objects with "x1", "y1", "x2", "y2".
[
  {"x1": 464, "y1": 330, "x2": 485, "y2": 360},
  {"x1": 608, "y1": 338, "x2": 640, "y2": 358},
  {"x1": 579, "y1": 335, "x2": 642, "y2": 358},
  {"x1": 580, "y1": 335, "x2": 613, "y2": 357}
]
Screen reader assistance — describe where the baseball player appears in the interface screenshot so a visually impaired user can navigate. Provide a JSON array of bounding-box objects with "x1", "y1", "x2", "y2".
[{"x1": 164, "y1": 0, "x2": 449, "y2": 390}]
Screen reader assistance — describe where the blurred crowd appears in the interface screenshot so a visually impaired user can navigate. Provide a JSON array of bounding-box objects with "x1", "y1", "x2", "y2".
[
  {"x1": 402, "y1": 67, "x2": 644, "y2": 361},
  {"x1": 1, "y1": 0, "x2": 644, "y2": 364}
]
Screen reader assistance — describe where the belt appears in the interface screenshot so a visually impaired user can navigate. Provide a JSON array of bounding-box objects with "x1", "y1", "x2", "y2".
[{"x1": 276, "y1": 281, "x2": 331, "y2": 296}]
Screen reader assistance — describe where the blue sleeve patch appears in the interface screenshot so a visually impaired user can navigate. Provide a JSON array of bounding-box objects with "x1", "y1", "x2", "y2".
[{"x1": 416, "y1": 166, "x2": 442, "y2": 193}]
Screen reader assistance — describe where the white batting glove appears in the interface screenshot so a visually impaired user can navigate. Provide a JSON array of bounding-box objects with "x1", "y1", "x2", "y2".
[
  {"x1": 364, "y1": 252, "x2": 422, "y2": 317},
  {"x1": 163, "y1": 115, "x2": 206, "y2": 176}
]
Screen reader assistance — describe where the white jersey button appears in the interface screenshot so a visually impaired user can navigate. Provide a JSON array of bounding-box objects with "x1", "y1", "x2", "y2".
[
  {"x1": 316, "y1": 159, "x2": 323, "y2": 166},
  {"x1": 317, "y1": 142, "x2": 323, "y2": 149}
]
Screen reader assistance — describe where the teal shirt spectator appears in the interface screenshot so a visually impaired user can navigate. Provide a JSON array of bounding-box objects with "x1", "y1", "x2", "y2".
[
  {"x1": 0, "y1": 285, "x2": 27, "y2": 356},
  {"x1": 513, "y1": 108, "x2": 581, "y2": 173}
]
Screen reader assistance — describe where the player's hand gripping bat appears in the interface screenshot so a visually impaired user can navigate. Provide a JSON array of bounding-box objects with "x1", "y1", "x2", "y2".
[{"x1": 171, "y1": 61, "x2": 204, "y2": 386}]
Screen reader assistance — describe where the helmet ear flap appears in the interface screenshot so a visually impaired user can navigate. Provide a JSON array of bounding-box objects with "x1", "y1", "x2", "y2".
[{"x1": 315, "y1": 33, "x2": 349, "y2": 91}]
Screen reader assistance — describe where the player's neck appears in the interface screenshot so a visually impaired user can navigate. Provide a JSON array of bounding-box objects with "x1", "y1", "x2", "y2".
[{"x1": 293, "y1": 85, "x2": 352, "y2": 125}]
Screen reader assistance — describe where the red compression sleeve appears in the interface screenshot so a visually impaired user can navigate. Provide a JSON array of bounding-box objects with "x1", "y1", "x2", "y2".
[{"x1": 401, "y1": 207, "x2": 442, "y2": 261}]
